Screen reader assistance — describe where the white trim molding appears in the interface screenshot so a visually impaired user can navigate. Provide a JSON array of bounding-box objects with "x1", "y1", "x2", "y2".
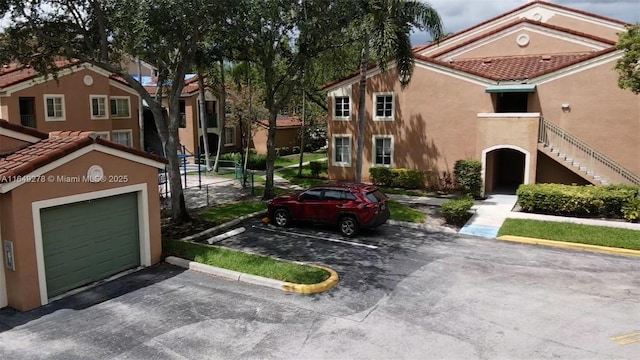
[
  {"x1": 111, "y1": 129, "x2": 133, "y2": 147},
  {"x1": 109, "y1": 79, "x2": 142, "y2": 97},
  {"x1": 331, "y1": 134, "x2": 352, "y2": 167},
  {"x1": 0, "y1": 127, "x2": 43, "y2": 143},
  {"x1": 532, "y1": 51, "x2": 622, "y2": 85},
  {"x1": 372, "y1": 92, "x2": 395, "y2": 121},
  {"x1": 110, "y1": 96, "x2": 131, "y2": 119},
  {"x1": 90, "y1": 95, "x2": 109, "y2": 120},
  {"x1": 332, "y1": 95, "x2": 352, "y2": 121},
  {"x1": 43, "y1": 94, "x2": 66, "y2": 122},
  {"x1": 371, "y1": 135, "x2": 394, "y2": 167},
  {"x1": 0, "y1": 143, "x2": 165, "y2": 193},
  {"x1": 481, "y1": 144, "x2": 531, "y2": 196},
  {"x1": 31, "y1": 183, "x2": 152, "y2": 306}
]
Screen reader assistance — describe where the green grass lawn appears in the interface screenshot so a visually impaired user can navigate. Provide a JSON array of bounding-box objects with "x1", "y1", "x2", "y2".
[
  {"x1": 251, "y1": 186, "x2": 291, "y2": 197},
  {"x1": 277, "y1": 165, "x2": 329, "y2": 188},
  {"x1": 498, "y1": 219, "x2": 640, "y2": 250},
  {"x1": 388, "y1": 200, "x2": 426, "y2": 223},
  {"x1": 274, "y1": 152, "x2": 327, "y2": 168},
  {"x1": 201, "y1": 201, "x2": 267, "y2": 224},
  {"x1": 163, "y1": 240, "x2": 330, "y2": 284}
]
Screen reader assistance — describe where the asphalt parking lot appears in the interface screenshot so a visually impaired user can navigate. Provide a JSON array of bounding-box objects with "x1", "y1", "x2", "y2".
[{"x1": 1, "y1": 221, "x2": 638, "y2": 359}]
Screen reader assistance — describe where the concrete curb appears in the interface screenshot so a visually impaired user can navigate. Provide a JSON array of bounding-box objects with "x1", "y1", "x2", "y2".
[
  {"x1": 178, "y1": 210, "x2": 267, "y2": 242},
  {"x1": 388, "y1": 219, "x2": 457, "y2": 234},
  {"x1": 497, "y1": 235, "x2": 640, "y2": 257},
  {"x1": 165, "y1": 256, "x2": 339, "y2": 294}
]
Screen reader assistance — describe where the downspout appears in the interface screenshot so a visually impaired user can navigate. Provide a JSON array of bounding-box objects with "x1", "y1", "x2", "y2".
[{"x1": 0, "y1": 196, "x2": 8, "y2": 309}]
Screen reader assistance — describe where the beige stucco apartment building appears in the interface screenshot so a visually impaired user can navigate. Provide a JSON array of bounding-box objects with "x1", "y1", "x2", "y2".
[
  {"x1": 0, "y1": 61, "x2": 142, "y2": 150},
  {"x1": 324, "y1": 1, "x2": 639, "y2": 193}
]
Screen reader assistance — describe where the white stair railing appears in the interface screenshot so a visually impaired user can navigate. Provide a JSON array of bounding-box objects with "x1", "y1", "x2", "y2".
[{"x1": 538, "y1": 117, "x2": 640, "y2": 185}]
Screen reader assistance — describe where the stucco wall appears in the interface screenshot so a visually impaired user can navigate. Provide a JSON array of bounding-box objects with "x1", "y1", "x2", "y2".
[
  {"x1": 253, "y1": 127, "x2": 301, "y2": 155},
  {"x1": 452, "y1": 30, "x2": 599, "y2": 59},
  {"x1": 0, "y1": 150, "x2": 161, "y2": 311},
  {"x1": 536, "y1": 151, "x2": 591, "y2": 185},
  {"x1": 545, "y1": 13, "x2": 623, "y2": 42},
  {"x1": 536, "y1": 59, "x2": 640, "y2": 175},
  {"x1": 328, "y1": 66, "x2": 489, "y2": 184},
  {"x1": 3, "y1": 68, "x2": 141, "y2": 149}
]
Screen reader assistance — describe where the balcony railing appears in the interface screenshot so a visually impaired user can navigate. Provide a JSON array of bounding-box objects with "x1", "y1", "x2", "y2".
[{"x1": 20, "y1": 114, "x2": 36, "y2": 128}]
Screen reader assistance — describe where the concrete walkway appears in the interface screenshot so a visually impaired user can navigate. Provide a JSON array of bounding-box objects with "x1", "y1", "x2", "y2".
[
  {"x1": 459, "y1": 194, "x2": 640, "y2": 238},
  {"x1": 459, "y1": 194, "x2": 518, "y2": 238}
]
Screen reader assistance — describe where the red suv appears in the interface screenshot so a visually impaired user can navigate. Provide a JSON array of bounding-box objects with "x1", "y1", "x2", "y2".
[{"x1": 267, "y1": 183, "x2": 390, "y2": 236}]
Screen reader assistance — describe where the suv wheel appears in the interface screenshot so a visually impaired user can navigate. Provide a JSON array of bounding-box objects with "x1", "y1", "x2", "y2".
[
  {"x1": 273, "y1": 208, "x2": 290, "y2": 227},
  {"x1": 339, "y1": 216, "x2": 359, "y2": 237}
]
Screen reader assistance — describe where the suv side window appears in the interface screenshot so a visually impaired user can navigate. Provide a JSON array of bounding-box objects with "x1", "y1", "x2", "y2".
[
  {"x1": 323, "y1": 189, "x2": 343, "y2": 201},
  {"x1": 342, "y1": 191, "x2": 357, "y2": 201},
  {"x1": 299, "y1": 189, "x2": 322, "y2": 201}
]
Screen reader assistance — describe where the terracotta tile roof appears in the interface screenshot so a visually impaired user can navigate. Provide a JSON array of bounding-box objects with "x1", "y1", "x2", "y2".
[
  {"x1": 420, "y1": 48, "x2": 616, "y2": 81},
  {"x1": 0, "y1": 60, "x2": 80, "y2": 88},
  {"x1": 415, "y1": 0, "x2": 627, "y2": 54},
  {"x1": 258, "y1": 117, "x2": 302, "y2": 128},
  {"x1": 0, "y1": 122, "x2": 167, "y2": 183},
  {"x1": 144, "y1": 75, "x2": 201, "y2": 96},
  {"x1": 0, "y1": 119, "x2": 48, "y2": 140}
]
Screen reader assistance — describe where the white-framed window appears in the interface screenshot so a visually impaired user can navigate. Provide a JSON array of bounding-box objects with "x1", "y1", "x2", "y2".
[
  {"x1": 90, "y1": 95, "x2": 108, "y2": 120},
  {"x1": 94, "y1": 131, "x2": 110, "y2": 140},
  {"x1": 110, "y1": 96, "x2": 131, "y2": 118},
  {"x1": 373, "y1": 92, "x2": 394, "y2": 121},
  {"x1": 333, "y1": 96, "x2": 350, "y2": 120},
  {"x1": 373, "y1": 135, "x2": 393, "y2": 167},
  {"x1": 224, "y1": 126, "x2": 235, "y2": 146},
  {"x1": 332, "y1": 135, "x2": 352, "y2": 167},
  {"x1": 112, "y1": 129, "x2": 132, "y2": 147},
  {"x1": 43, "y1": 94, "x2": 65, "y2": 121}
]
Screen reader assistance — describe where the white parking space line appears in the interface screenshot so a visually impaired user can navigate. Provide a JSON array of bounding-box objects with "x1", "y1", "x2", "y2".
[{"x1": 255, "y1": 225, "x2": 379, "y2": 250}]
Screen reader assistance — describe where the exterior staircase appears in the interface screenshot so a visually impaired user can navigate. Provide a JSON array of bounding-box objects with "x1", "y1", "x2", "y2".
[{"x1": 538, "y1": 117, "x2": 640, "y2": 186}]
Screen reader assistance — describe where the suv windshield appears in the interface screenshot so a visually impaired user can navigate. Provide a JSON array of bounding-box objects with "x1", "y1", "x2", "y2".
[{"x1": 365, "y1": 190, "x2": 386, "y2": 203}]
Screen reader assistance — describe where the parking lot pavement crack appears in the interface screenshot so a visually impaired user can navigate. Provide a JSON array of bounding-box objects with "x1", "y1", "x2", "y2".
[{"x1": 300, "y1": 314, "x2": 320, "y2": 347}]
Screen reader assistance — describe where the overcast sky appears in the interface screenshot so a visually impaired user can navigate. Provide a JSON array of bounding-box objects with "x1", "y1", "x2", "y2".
[{"x1": 411, "y1": 0, "x2": 640, "y2": 44}]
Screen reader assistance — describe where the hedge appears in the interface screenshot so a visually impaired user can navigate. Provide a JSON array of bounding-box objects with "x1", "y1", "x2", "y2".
[
  {"x1": 369, "y1": 167, "x2": 424, "y2": 189},
  {"x1": 441, "y1": 197, "x2": 474, "y2": 226},
  {"x1": 516, "y1": 183, "x2": 639, "y2": 219},
  {"x1": 453, "y1": 160, "x2": 482, "y2": 199}
]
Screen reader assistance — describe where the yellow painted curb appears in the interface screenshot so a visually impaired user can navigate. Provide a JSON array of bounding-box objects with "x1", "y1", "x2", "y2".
[
  {"x1": 262, "y1": 217, "x2": 270, "y2": 224},
  {"x1": 282, "y1": 265, "x2": 340, "y2": 294},
  {"x1": 497, "y1": 235, "x2": 640, "y2": 257}
]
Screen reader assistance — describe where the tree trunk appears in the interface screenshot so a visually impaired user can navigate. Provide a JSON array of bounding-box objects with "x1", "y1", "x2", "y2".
[
  {"x1": 264, "y1": 110, "x2": 278, "y2": 199},
  {"x1": 355, "y1": 43, "x2": 369, "y2": 183},
  {"x1": 197, "y1": 71, "x2": 211, "y2": 170},
  {"x1": 298, "y1": 81, "x2": 306, "y2": 177},
  {"x1": 213, "y1": 61, "x2": 226, "y2": 172}
]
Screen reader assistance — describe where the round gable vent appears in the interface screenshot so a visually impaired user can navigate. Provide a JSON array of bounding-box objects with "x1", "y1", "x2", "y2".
[
  {"x1": 83, "y1": 75, "x2": 94, "y2": 86},
  {"x1": 87, "y1": 165, "x2": 105, "y2": 183},
  {"x1": 532, "y1": 13, "x2": 542, "y2": 21},
  {"x1": 516, "y1": 33, "x2": 530, "y2": 47}
]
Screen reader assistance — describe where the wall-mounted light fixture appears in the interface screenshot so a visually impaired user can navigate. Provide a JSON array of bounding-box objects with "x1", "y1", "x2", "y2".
[{"x1": 561, "y1": 103, "x2": 570, "y2": 112}]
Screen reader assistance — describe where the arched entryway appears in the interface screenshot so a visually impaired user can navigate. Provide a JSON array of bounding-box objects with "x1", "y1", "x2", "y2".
[{"x1": 483, "y1": 146, "x2": 529, "y2": 194}]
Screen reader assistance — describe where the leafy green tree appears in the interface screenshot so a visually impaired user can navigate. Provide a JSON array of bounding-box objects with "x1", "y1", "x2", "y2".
[
  {"x1": 352, "y1": 0, "x2": 443, "y2": 182},
  {"x1": 236, "y1": 0, "x2": 350, "y2": 199},
  {"x1": 615, "y1": 23, "x2": 640, "y2": 94},
  {"x1": 0, "y1": 0, "x2": 237, "y2": 223}
]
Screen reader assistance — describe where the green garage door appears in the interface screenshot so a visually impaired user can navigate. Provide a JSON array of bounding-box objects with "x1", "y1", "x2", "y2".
[{"x1": 40, "y1": 193, "x2": 140, "y2": 298}]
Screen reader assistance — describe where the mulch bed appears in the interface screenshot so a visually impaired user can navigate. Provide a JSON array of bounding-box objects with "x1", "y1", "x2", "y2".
[{"x1": 161, "y1": 209, "x2": 218, "y2": 241}]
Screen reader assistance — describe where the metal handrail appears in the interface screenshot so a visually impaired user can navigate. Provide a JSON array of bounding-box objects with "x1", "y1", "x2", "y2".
[{"x1": 538, "y1": 117, "x2": 640, "y2": 185}]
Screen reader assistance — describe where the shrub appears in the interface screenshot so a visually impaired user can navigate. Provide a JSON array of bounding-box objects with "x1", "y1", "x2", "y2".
[
  {"x1": 622, "y1": 198, "x2": 640, "y2": 222},
  {"x1": 247, "y1": 155, "x2": 267, "y2": 170},
  {"x1": 440, "y1": 197, "x2": 474, "y2": 226},
  {"x1": 517, "y1": 183, "x2": 637, "y2": 218},
  {"x1": 369, "y1": 167, "x2": 395, "y2": 187},
  {"x1": 292, "y1": 146, "x2": 301, "y2": 154},
  {"x1": 454, "y1": 160, "x2": 482, "y2": 198},
  {"x1": 393, "y1": 169, "x2": 424, "y2": 189},
  {"x1": 309, "y1": 161, "x2": 323, "y2": 178}
]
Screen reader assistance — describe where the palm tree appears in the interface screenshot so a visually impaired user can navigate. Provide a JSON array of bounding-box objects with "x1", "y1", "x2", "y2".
[{"x1": 353, "y1": 0, "x2": 443, "y2": 182}]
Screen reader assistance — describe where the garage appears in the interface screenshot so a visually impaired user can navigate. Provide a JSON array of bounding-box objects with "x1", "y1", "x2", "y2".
[
  {"x1": 1, "y1": 121, "x2": 166, "y2": 311},
  {"x1": 40, "y1": 193, "x2": 140, "y2": 298}
]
